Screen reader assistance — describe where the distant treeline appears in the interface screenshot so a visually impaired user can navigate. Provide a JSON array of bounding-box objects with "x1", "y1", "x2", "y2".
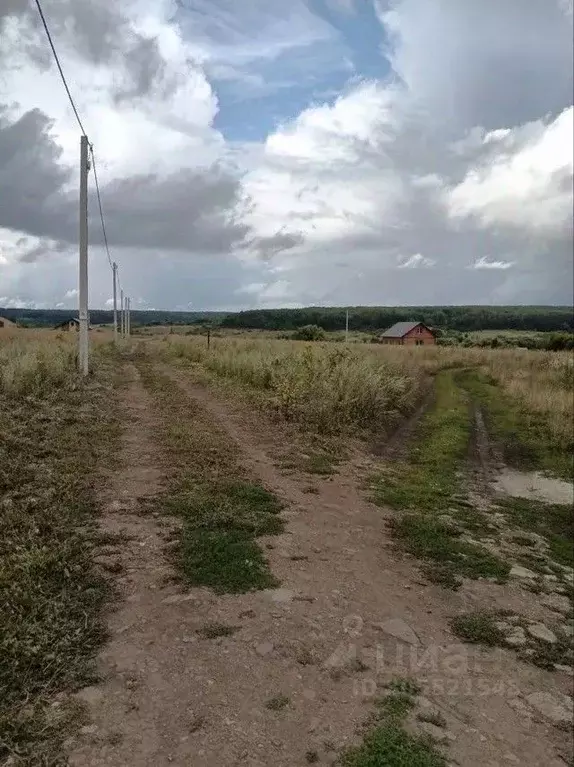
[
  {"x1": 221, "y1": 306, "x2": 574, "y2": 333},
  {"x1": 0, "y1": 308, "x2": 225, "y2": 328},
  {"x1": 2, "y1": 305, "x2": 573, "y2": 333}
]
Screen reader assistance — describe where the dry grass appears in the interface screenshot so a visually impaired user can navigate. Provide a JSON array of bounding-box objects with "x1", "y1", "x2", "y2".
[
  {"x1": 368, "y1": 344, "x2": 573, "y2": 450},
  {"x1": 0, "y1": 342, "x2": 120, "y2": 762},
  {"x1": 0, "y1": 336, "x2": 76, "y2": 396},
  {"x1": 161, "y1": 337, "x2": 425, "y2": 434},
  {"x1": 0, "y1": 330, "x2": 117, "y2": 397},
  {"x1": 156, "y1": 336, "x2": 573, "y2": 448}
]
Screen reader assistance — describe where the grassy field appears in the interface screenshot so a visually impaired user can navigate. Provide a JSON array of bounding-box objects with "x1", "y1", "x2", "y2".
[
  {"x1": 156, "y1": 335, "x2": 573, "y2": 452},
  {"x1": 1, "y1": 328, "x2": 573, "y2": 764},
  {"x1": 0, "y1": 332, "x2": 120, "y2": 763},
  {"x1": 153, "y1": 334, "x2": 573, "y2": 604}
]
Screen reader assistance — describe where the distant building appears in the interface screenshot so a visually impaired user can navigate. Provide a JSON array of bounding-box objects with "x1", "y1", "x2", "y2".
[
  {"x1": 380, "y1": 321, "x2": 435, "y2": 346},
  {"x1": 0, "y1": 316, "x2": 16, "y2": 328},
  {"x1": 54, "y1": 318, "x2": 81, "y2": 332}
]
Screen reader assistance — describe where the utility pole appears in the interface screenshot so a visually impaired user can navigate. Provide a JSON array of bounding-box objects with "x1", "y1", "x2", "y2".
[
  {"x1": 112, "y1": 262, "x2": 118, "y2": 344},
  {"x1": 126, "y1": 297, "x2": 130, "y2": 337},
  {"x1": 78, "y1": 135, "x2": 89, "y2": 375},
  {"x1": 120, "y1": 289, "x2": 124, "y2": 338},
  {"x1": 345, "y1": 308, "x2": 349, "y2": 343}
]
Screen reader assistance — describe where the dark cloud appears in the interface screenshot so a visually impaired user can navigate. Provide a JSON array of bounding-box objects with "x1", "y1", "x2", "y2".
[
  {"x1": 1, "y1": 0, "x2": 180, "y2": 103},
  {"x1": 111, "y1": 36, "x2": 181, "y2": 104},
  {"x1": 0, "y1": 108, "x2": 75, "y2": 242},
  {"x1": 0, "y1": 107, "x2": 248, "y2": 257},
  {"x1": 91, "y1": 167, "x2": 248, "y2": 253},
  {"x1": 245, "y1": 231, "x2": 304, "y2": 260}
]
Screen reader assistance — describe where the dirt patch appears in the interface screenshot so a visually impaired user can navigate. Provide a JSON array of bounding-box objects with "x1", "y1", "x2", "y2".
[
  {"x1": 493, "y1": 469, "x2": 574, "y2": 506},
  {"x1": 157, "y1": 364, "x2": 573, "y2": 767},
  {"x1": 66, "y1": 365, "x2": 175, "y2": 765}
]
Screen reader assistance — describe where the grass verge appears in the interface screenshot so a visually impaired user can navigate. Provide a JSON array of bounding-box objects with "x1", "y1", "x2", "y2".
[
  {"x1": 340, "y1": 678, "x2": 447, "y2": 767},
  {"x1": 136, "y1": 358, "x2": 282, "y2": 593},
  {"x1": 373, "y1": 370, "x2": 509, "y2": 587},
  {"x1": 454, "y1": 369, "x2": 573, "y2": 479},
  {"x1": 496, "y1": 497, "x2": 574, "y2": 569},
  {"x1": 0, "y1": 352, "x2": 119, "y2": 764},
  {"x1": 450, "y1": 611, "x2": 573, "y2": 671}
]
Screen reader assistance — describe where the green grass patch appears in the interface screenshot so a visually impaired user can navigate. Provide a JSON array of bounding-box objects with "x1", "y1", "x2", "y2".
[
  {"x1": 179, "y1": 525, "x2": 279, "y2": 593},
  {"x1": 341, "y1": 676, "x2": 447, "y2": 767},
  {"x1": 373, "y1": 369, "x2": 510, "y2": 586},
  {"x1": 454, "y1": 369, "x2": 573, "y2": 480},
  {"x1": 449, "y1": 612, "x2": 506, "y2": 647},
  {"x1": 450, "y1": 610, "x2": 573, "y2": 671},
  {"x1": 341, "y1": 723, "x2": 447, "y2": 767},
  {"x1": 390, "y1": 515, "x2": 510, "y2": 585},
  {"x1": 374, "y1": 370, "x2": 471, "y2": 513},
  {"x1": 496, "y1": 497, "x2": 574, "y2": 568},
  {"x1": 0, "y1": 357, "x2": 119, "y2": 763},
  {"x1": 137, "y1": 360, "x2": 283, "y2": 593},
  {"x1": 303, "y1": 451, "x2": 338, "y2": 475},
  {"x1": 376, "y1": 692, "x2": 417, "y2": 720}
]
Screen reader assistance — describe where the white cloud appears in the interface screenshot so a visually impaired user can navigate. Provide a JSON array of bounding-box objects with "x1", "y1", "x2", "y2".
[
  {"x1": 237, "y1": 282, "x2": 266, "y2": 295},
  {"x1": 472, "y1": 257, "x2": 514, "y2": 271},
  {"x1": 446, "y1": 108, "x2": 573, "y2": 233},
  {"x1": 64, "y1": 288, "x2": 79, "y2": 299},
  {"x1": 0, "y1": 0, "x2": 572, "y2": 309},
  {"x1": 397, "y1": 253, "x2": 435, "y2": 269}
]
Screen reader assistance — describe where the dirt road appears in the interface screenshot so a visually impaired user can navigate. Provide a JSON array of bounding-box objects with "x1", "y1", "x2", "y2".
[{"x1": 67, "y1": 362, "x2": 572, "y2": 767}]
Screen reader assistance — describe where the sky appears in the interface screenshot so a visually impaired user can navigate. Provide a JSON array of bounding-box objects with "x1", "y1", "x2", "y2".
[{"x1": 0, "y1": 0, "x2": 572, "y2": 311}]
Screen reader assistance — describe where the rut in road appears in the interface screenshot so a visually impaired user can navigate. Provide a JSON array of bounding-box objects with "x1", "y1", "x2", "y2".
[{"x1": 69, "y1": 361, "x2": 570, "y2": 767}]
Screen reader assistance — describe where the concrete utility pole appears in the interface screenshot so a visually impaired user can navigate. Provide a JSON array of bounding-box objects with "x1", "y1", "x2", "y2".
[
  {"x1": 78, "y1": 135, "x2": 89, "y2": 375},
  {"x1": 112, "y1": 262, "x2": 118, "y2": 344},
  {"x1": 120, "y1": 289, "x2": 125, "y2": 338},
  {"x1": 345, "y1": 308, "x2": 349, "y2": 343},
  {"x1": 126, "y1": 297, "x2": 131, "y2": 337}
]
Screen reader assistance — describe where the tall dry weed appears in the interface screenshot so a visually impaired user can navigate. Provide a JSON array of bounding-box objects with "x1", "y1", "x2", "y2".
[{"x1": 0, "y1": 336, "x2": 77, "y2": 396}]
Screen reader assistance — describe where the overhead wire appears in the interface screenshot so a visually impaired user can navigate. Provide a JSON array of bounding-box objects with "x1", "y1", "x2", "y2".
[
  {"x1": 33, "y1": 0, "x2": 87, "y2": 137},
  {"x1": 89, "y1": 146, "x2": 114, "y2": 270},
  {"x1": 34, "y1": 0, "x2": 127, "y2": 308}
]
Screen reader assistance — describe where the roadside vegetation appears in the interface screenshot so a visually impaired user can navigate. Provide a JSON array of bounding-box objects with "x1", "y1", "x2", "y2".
[
  {"x1": 161, "y1": 336, "x2": 425, "y2": 435},
  {"x1": 453, "y1": 368, "x2": 572, "y2": 479},
  {"x1": 450, "y1": 611, "x2": 573, "y2": 672},
  {"x1": 374, "y1": 369, "x2": 510, "y2": 588},
  {"x1": 0, "y1": 335, "x2": 77, "y2": 396},
  {"x1": 0, "y1": 337, "x2": 119, "y2": 764},
  {"x1": 155, "y1": 335, "x2": 573, "y2": 455},
  {"x1": 371, "y1": 356, "x2": 572, "y2": 587},
  {"x1": 136, "y1": 357, "x2": 283, "y2": 593},
  {"x1": 341, "y1": 678, "x2": 447, "y2": 767}
]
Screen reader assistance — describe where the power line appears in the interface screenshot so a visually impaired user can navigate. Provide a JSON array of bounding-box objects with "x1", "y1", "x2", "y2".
[
  {"x1": 33, "y1": 0, "x2": 87, "y2": 137},
  {"x1": 89, "y1": 146, "x2": 114, "y2": 270},
  {"x1": 34, "y1": 0, "x2": 115, "y2": 275},
  {"x1": 34, "y1": 0, "x2": 127, "y2": 349}
]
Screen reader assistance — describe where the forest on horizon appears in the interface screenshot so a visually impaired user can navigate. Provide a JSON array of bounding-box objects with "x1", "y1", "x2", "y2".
[{"x1": 1, "y1": 305, "x2": 573, "y2": 333}]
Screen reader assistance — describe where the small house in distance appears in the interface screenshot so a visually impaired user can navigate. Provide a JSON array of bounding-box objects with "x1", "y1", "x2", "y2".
[
  {"x1": 0, "y1": 316, "x2": 16, "y2": 329},
  {"x1": 54, "y1": 318, "x2": 81, "y2": 332},
  {"x1": 380, "y1": 321, "x2": 435, "y2": 346}
]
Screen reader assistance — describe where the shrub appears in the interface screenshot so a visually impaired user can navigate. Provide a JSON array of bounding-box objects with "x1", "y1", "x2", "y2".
[{"x1": 291, "y1": 325, "x2": 326, "y2": 342}]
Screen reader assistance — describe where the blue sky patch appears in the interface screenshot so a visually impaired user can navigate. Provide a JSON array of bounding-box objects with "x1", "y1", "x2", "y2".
[{"x1": 178, "y1": 0, "x2": 391, "y2": 140}]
